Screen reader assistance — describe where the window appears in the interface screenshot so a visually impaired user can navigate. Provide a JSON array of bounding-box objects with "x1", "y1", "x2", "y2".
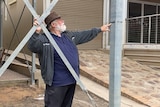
[
  {"x1": 128, "y1": 2, "x2": 142, "y2": 43},
  {"x1": 127, "y1": 2, "x2": 160, "y2": 44}
]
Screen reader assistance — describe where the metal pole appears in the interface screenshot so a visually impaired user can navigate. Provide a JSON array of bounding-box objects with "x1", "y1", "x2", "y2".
[
  {"x1": 31, "y1": 0, "x2": 37, "y2": 85},
  {"x1": 109, "y1": 0, "x2": 127, "y2": 106},
  {"x1": 103, "y1": 0, "x2": 110, "y2": 49},
  {"x1": 43, "y1": 0, "x2": 51, "y2": 12}
]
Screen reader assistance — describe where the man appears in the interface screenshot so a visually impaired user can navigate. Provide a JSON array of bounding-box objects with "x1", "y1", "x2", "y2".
[{"x1": 28, "y1": 11, "x2": 111, "y2": 107}]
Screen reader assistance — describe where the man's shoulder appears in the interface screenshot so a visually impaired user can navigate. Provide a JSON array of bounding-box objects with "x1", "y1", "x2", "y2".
[
  {"x1": 38, "y1": 33, "x2": 49, "y2": 42},
  {"x1": 62, "y1": 31, "x2": 74, "y2": 36}
]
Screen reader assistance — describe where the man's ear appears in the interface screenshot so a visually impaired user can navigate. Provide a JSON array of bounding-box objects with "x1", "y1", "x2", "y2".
[
  {"x1": 51, "y1": 22, "x2": 56, "y2": 28},
  {"x1": 50, "y1": 22, "x2": 54, "y2": 27}
]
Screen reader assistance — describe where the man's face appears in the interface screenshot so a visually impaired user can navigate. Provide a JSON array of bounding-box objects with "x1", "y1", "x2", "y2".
[{"x1": 53, "y1": 18, "x2": 66, "y2": 32}]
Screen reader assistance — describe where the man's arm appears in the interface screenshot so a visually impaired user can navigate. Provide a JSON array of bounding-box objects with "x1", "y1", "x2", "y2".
[
  {"x1": 68, "y1": 23, "x2": 111, "y2": 45},
  {"x1": 28, "y1": 32, "x2": 43, "y2": 53},
  {"x1": 28, "y1": 18, "x2": 43, "y2": 53}
]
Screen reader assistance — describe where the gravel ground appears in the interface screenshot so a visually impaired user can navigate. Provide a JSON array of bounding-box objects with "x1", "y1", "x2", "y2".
[{"x1": 0, "y1": 85, "x2": 108, "y2": 107}]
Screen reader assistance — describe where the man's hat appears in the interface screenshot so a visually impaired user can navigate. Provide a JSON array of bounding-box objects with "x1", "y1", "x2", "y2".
[{"x1": 45, "y1": 11, "x2": 61, "y2": 26}]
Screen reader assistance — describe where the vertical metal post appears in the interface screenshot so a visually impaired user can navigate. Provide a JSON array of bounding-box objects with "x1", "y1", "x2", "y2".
[
  {"x1": 148, "y1": 17, "x2": 151, "y2": 43},
  {"x1": 43, "y1": 0, "x2": 51, "y2": 12},
  {"x1": 103, "y1": 0, "x2": 110, "y2": 49},
  {"x1": 31, "y1": 0, "x2": 37, "y2": 85},
  {"x1": 109, "y1": 0, "x2": 127, "y2": 107},
  {"x1": 141, "y1": 4, "x2": 144, "y2": 43},
  {"x1": 155, "y1": 15, "x2": 158, "y2": 44}
]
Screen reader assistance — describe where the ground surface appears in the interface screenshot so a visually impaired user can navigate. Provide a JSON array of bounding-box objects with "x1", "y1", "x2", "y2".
[{"x1": 0, "y1": 85, "x2": 108, "y2": 107}]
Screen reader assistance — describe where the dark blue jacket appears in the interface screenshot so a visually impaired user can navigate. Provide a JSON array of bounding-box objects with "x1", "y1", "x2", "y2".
[{"x1": 28, "y1": 28, "x2": 101, "y2": 86}]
